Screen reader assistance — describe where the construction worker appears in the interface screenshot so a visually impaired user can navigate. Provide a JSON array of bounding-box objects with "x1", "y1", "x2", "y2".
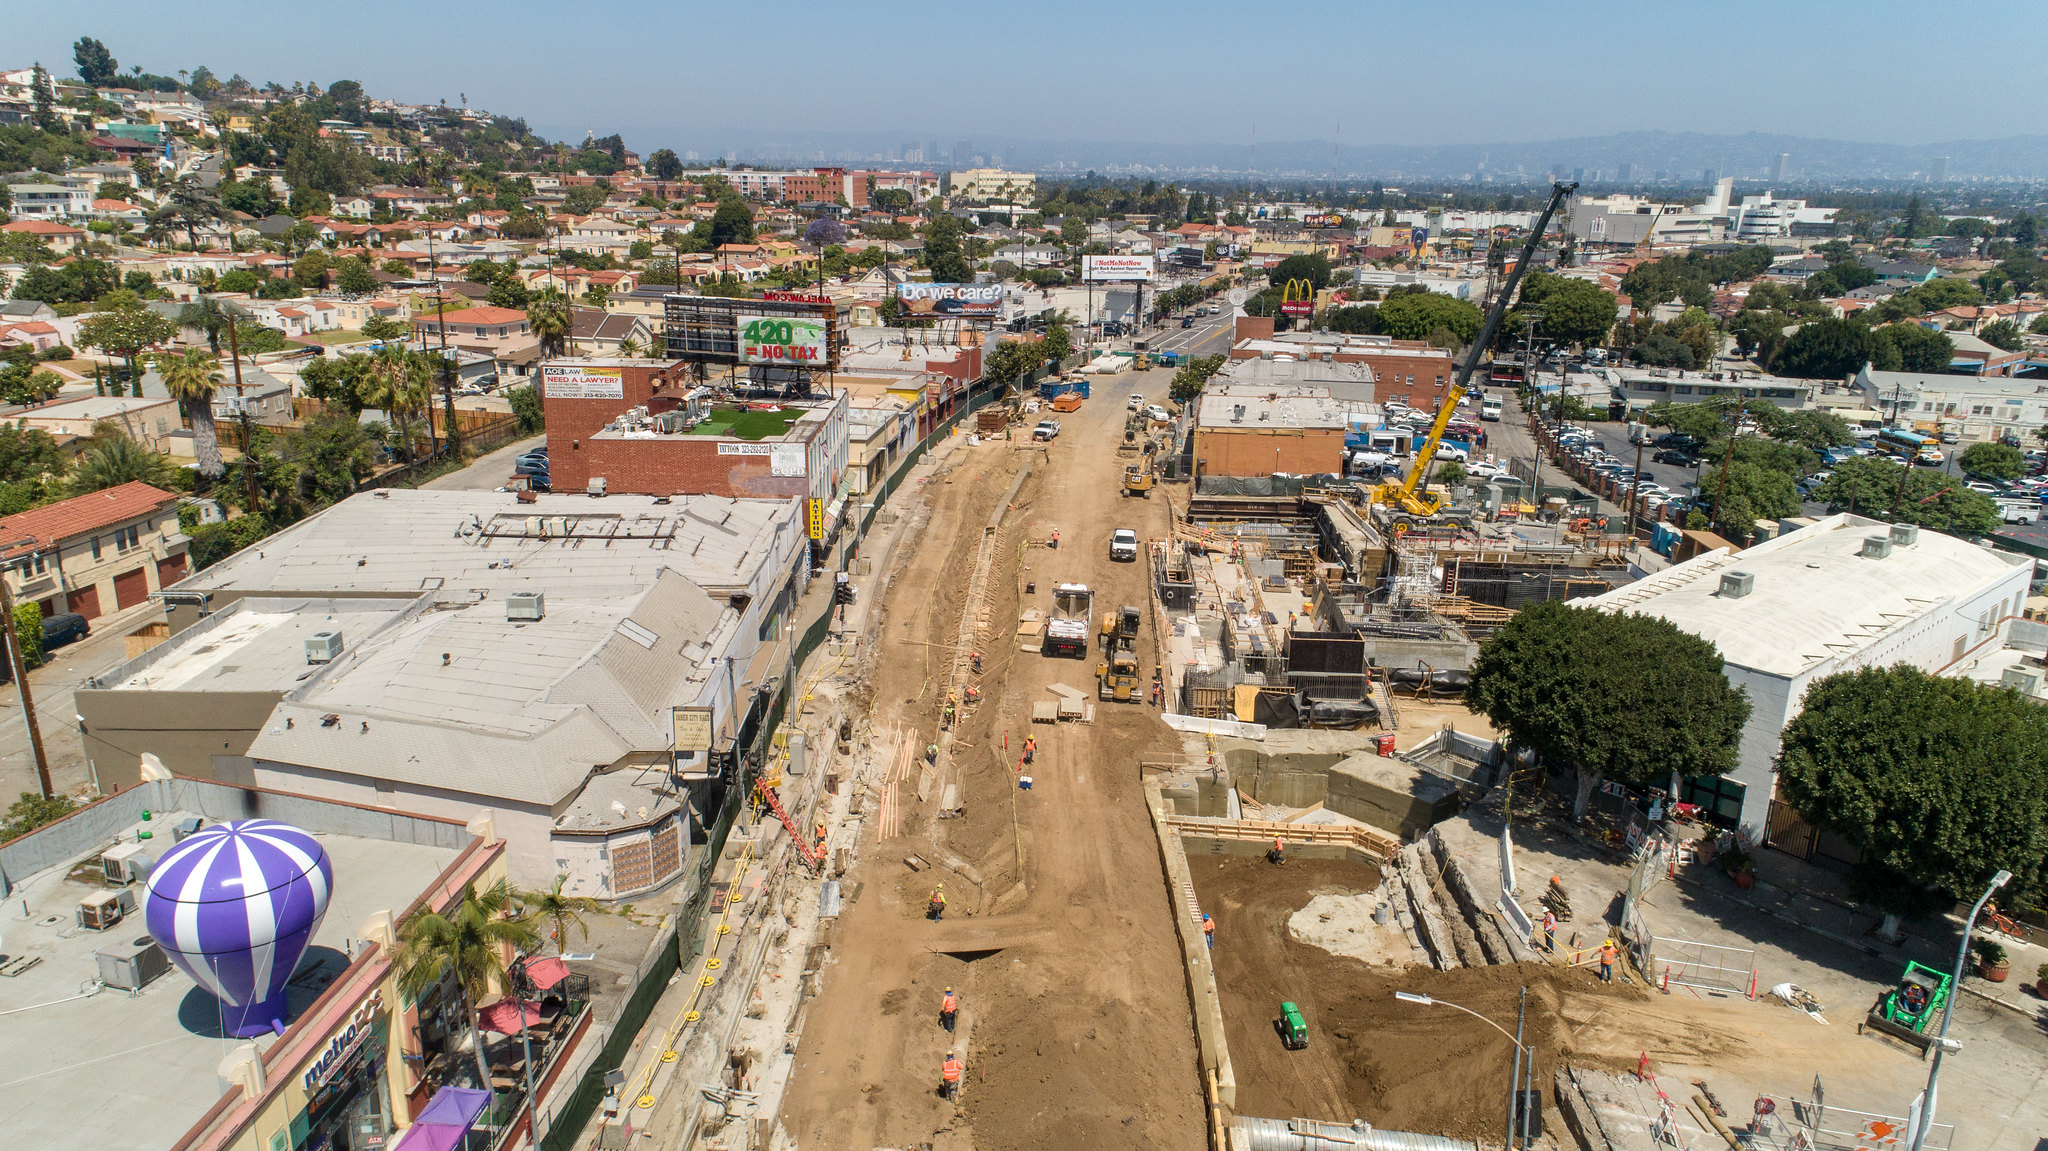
[
  {"x1": 941, "y1": 1051, "x2": 962, "y2": 1100},
  {"x1": 971, "y1": 650, "x2": 983, "y2": 674},
  {"x1": 1149, "y1": 677, "x2": 1164, "y2": 708},
  {"x1": 1540, "y1": 907, "x2": 1558, "y2": 953},
  {"x1": 1201, "y1": 912, "x2": 1215, "y2": 949},
  {"x1": 940, "y1": 987, "x2": 958, "y2": 1032},
  {"x1": 1023, "y1": 736, "x2": 1036, "y2": 765},
  {"x1": 943, "y1": 694, "x2": 956, "y2": 728},
  {"x1": 1599, "y1": 938, "x2": 1618, "y2": 983},
  {"x1": 928, "y1": 884, "x2": 947, "y2": 921},
  {"x1": 1049, "y1": 528, "x2": 1060, "y2": 550},
  {"x1": 814, "y1": 821, "x2": 828, "y2": 855},
  {"x1": 1269, "y1": 836, "x2": 1287, "y2": 866},
  {"x1": 925, "y1": 743, "x2": 939, "y2": 766}
]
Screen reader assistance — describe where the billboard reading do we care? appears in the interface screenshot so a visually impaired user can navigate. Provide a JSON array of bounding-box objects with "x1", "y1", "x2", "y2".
[{"x1": 894, "y1": 282, "x2": 1005, "y2": 318}]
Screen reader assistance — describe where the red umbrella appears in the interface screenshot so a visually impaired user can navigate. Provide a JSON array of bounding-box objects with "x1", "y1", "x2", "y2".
[
  {"x1": 478, "y1": 998, "x2": 543, "y2": 1035},
  {"x1": 522, "y1": 955, "x2": 571, "y2": 990}
]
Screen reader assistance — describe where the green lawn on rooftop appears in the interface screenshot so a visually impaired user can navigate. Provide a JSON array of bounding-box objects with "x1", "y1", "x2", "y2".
[{"x1": 685, "y1": 407, "x2": 802, "y2": 440}]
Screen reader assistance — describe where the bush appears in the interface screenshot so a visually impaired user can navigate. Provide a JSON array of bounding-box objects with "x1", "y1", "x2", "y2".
[
  {"x1": 1, "y1": 791, "x2": 77, "y2": 840},
  {"x1": 35, "y1": 344, "x2": 72, "y2": 361},
  {"x1": 11, "y1": 601, "x2": 41, "y2": 670},
  {"x1": 188, "y1": 514, "x2": 273, "y2": 571}
]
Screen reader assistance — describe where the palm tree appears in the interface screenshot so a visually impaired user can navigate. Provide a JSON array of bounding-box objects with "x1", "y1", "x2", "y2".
[
  {"x1": 516, "y1": 877, "x2": 605, "y2": 955},
  {"x1": 155, "y1": 347, "x2": 225, "y2": 478},
  {"x1": 69, "y1": 436, "x2": 174, "y2": 495},
  {"x1": 393, "y1": 879, "x2": 540, "y2": 1093},
  {"x1": 405, "y1": 347, "x2": 441, "y2": 459},
  {"x1": 357, "y1": 346, "x2": 423, "y2": 460},
  {"x1": 528, "y1": 288, "x2": 570, "y2": 359}
]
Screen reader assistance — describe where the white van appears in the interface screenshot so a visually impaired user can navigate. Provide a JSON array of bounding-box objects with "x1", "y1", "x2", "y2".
[{"x1": 1480, "y1": 397, "x2": 1503, "y2": 422}]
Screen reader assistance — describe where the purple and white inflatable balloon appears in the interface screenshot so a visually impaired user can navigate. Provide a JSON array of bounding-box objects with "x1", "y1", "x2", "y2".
[{"x1": 143, "y1": 819, "x2": 333, "y2": 1037}]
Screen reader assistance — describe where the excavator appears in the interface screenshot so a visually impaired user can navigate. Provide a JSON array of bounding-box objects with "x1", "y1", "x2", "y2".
[{"x1": 1367, "y1": 181, "x2": 1577, "y2": 534}]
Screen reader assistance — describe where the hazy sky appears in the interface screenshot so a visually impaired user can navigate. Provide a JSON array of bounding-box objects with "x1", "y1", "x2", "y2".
[{"x1": 18, "y1": 1, "x2": 2046, "y2": 152}]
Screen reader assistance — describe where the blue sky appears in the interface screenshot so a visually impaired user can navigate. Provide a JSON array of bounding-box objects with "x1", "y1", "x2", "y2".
[{"x1": 16, "y1": 1, "x2": 2046, "y2": 153}]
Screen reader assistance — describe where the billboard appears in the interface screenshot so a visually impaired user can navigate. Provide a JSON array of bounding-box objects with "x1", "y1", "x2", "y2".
[
  {"x1": 1302, "y1": 213, "x2": 1348, "y2": 229},
  {"x1": 541, "y1": 365, "x2": 625, "y2": 399},
  {"x1": 738, "y1": 314, "x2": 829, "y2": 365},
  {"x1": 1082, "y1": 254, "x2": 1155, "y2": 282},
  {"x1": 895, "y1": 282, "x2": 1004, "y2": 318},
  {"x1": 665, "y1": 294, "x2": 839, "y2": 369}
]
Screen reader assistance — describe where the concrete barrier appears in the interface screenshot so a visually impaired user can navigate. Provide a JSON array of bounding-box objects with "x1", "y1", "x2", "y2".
[{"x1": 1146, "y1": 781, "x2": 1236, "y2": 1109}]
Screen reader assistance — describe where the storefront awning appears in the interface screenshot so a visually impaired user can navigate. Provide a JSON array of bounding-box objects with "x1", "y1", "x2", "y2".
[
  {"x1": 523, "y1": 955, "x2": 571, "y2": 990},
  {"x1": 392, "y1": 1086, "x2": 491, "y2": 1151},
  {"x1": 478, "y1": 998, "x2": 544, "y2": 1035}
]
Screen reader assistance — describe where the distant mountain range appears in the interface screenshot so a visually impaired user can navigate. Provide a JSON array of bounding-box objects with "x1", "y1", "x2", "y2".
[{"x1": 622, "y1": 126, "x2": 2048, "y2": 184}]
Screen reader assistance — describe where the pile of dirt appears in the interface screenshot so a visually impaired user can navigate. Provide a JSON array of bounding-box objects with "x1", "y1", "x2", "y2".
[{"x1": 1192, "y1": 855, "x2": 1733, "y2": 1141}]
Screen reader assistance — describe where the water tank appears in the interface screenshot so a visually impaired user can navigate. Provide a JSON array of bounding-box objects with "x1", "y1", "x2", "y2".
[{"x1": 305, "y1": 630, "x2": 343, "y2": 664}]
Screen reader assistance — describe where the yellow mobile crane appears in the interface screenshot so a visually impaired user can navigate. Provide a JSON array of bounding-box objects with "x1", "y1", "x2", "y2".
[{"x1": 1368, "y1": 181, "x2": 1578, "y2": 532}]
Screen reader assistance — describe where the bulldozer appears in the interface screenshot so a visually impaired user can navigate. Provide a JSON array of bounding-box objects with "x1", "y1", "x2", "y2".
[
  {"x1": 1096, "y1": 605, "x2": 1144, "y2": 701},
  {"x1": 1098, "y1": 651, "x2": 1142, "y2": 701}
]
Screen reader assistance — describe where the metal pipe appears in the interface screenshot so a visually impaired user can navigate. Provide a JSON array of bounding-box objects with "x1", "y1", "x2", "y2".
[{"x1": 1232, "y1": 1116, "x2": 1477, "y2": 1151}]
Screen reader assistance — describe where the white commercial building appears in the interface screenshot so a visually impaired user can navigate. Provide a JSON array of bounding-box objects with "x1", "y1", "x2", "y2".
[
  {"x1": 1724, "y1": 192, "x2": 1839, "y2": 240},
  {"x1": 1582, "y1": 514, "x2": 2032, "y2": 839},
  {"x1": 1856, "y1": 367, "x2": 2048, "y2": 442}
]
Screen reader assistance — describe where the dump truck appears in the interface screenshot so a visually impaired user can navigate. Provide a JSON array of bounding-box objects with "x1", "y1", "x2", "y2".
[{"x1": 1044, "y1": 583, "x2": 1093, "y2": 659}]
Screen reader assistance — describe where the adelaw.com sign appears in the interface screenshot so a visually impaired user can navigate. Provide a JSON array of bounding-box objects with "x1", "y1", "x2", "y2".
[{"x1": 1082, "y1": 254, "x2": 1155, "y2": 282}]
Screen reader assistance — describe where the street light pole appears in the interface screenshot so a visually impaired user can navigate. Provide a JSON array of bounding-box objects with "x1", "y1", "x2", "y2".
[
  {"x1": 1908, "y1": 868, "x2": 2010, "y2": 1151},
  {"x1": 1396, "y1": 990, "x2": 1530, "y2": 1149}
]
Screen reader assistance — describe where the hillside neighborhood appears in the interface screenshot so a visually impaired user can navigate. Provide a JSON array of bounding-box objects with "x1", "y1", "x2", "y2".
[{"x1": 3, "y1": 27, "x2": 2048, "y2": 1151}]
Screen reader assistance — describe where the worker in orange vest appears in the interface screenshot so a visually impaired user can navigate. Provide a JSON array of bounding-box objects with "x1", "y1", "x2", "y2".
[
  {"x1": 1023, "y1": 736, "x2": 1036, "y2": 765},
  {"x1": 1269, "y1": 836, "x2": 1287, "y2": 866},
  {"x1": 814, "y1": 821, "x2": 827, "y2": 854},
  {"x1": 1201, "y1": 912, "x2": 1215, "y2": 949},
  {"x1": 941, "y1": 1051, "x2": 963, "y2": 1099},
  {"x1": 928, "y1": 884, "x2": 947, "y2": 921},
  {"x1": 940, "y1": 986, "x2": 957, "y2": 1033},
  {"x1": 1049, "y1": 528, "x2": 1059, "y2": 550},
  {"x1": 1599, "y1": 939, "x2": 1618, "y2": 983}
]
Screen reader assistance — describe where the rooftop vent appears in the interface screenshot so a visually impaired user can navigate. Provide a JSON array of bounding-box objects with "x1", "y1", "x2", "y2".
[
  {"x1": 305, "y1": 630, "x2": 343, "y2": 664},
  {"x1": 1718, "y1": 571, "x2": 1754, "y2": 599},
  {"x1": 1889, "y1": 523, "x2": 1919, "y2": 547},
  {"x1": 1862, "y1": 535, "x2": 1893, "y2": 559},
  {"x1": 507, "y1": 591, "x2": 545, "y2": 622}
]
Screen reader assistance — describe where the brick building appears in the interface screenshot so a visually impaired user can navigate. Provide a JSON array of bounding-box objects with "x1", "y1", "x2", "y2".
[
  {"x1": 1229, "y1": 317, "x2": 1458, "y2": 410},
  {"x1": 1192, "y1": 385, "x2": 1350, "y2": 478},
  {"x1": 540, "y1": 358, "x2": 849, "y2": 503}
]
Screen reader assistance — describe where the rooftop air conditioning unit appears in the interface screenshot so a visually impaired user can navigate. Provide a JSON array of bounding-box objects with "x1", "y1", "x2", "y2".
[
  {"x1": 2003, "y1": 666, "x2": 2043, "y2": 696},
  {"x1": 507, "y1": 591, "x2": 546, "y2": 622},
  {"x1": 305, "y1": 630, "x2": 343, "y2": 664},
  {"x1": 1862, "y1": 535, "x2": 1893, "y2": 559},
  {"x1": 76, "y1": 888, "x2": 135, "y2": 931},
  {"x1": 103, "y1": 842, "x2": 155, "y2": 885},
  {"x1": 97, "y1": 937, "x2": 170, "y2": 991},
  {"x1": 588, "y1": 477, "x2": 607, "y2": 497},
  {"x1": 1890, "y1": 523, "x2": 1919, "y2": 547},
  {"x1": 1718, "y1": 571, "x2": 1754, "y2": 599}
]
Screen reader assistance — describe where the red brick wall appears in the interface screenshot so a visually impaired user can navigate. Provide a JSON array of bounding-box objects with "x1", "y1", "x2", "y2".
[
  {"x1": 1234, "y1": 316, "x2": 1276, "y2": 342},
  {"x1": 552, "y1": 436, "x2": 809, "y2": 498}
]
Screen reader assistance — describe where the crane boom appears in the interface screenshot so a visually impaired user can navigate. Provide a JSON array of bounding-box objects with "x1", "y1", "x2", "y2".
[{"x1": 1376, "y1": 181, "x2": 1578, "y2": 519}]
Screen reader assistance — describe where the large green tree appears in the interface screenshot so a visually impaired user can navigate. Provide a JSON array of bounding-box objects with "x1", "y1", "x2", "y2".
[
  {"x1": 1960, "y1": 441, "x2": 2025, "y2": 481},
  {"x1": 393, "y1": 880, "x2": 540, "y2": 1094},
  {"x1": 704, "y1": 197, "x2": 756, "y2": 248},
  {"x1": 77, "y1": 302, "x2": 175, "y2": 384},
  {"x1": 73, "y1": 38, "x2": 117, "y2": 86},
  {"x1": 1775, "y1": 317, "x2": 1873, "y2": 380},
  {"x1": 1811, "y1": 456, "x2": 2000, "y2": 534},
  {"x1": 1778, "y1": 667, "x2": 2048, "y2": 921},
  {"x1": 1515, "y1": 270, "x2": 1618, "y2": 348},
  {"x1": 1467, "y1": 601, "x2": 1751, "y2": 819},
  {"x1": 1268, "y1": 253, "x2": 1333, "y2": 292},
  {"x1": 1375, "y1": 289, "x2": 1483, "y2": 345},
  {"x1": 1702, "y1": 459, "x2": 1801, "y2": 541},
  {"x1": 69, "y1": 437, "x2": 174, "y2": 495},
  {"x1": 154, "y1": 347, "x2": 225, "y2": 479},
  {"x1": 1871, "y1": 323, "x2": 1954, "y2": 374}
]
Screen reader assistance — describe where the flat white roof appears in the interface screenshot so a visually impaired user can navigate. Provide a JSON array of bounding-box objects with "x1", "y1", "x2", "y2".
[{"x1": 1583, "y1": 514, "x2": 2027, "y2": 678}]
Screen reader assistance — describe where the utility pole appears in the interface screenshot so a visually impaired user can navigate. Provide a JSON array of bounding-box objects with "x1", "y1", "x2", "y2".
[
  {"x1": 0, "y1": 570, "x2": 53, "y2": 799},
  {"x1": 1708, "y1": 398, "x2": 1744, "y2": 532},
  {"x1": 224, "y1": 315, "x2": 258, "y2": 516},
  {"x1": 1628, "y1": 435, "x2": 1647, "y2": 540}
]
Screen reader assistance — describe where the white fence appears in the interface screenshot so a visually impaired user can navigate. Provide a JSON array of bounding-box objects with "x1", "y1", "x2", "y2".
[{"x1": 1651, "y1": 935, "x2": 1758, "y2": 999}]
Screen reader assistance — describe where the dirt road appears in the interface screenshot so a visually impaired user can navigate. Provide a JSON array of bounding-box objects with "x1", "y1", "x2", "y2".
[{"x1": 779, "y1": 376, "x2": 1204, "y2": 1151}]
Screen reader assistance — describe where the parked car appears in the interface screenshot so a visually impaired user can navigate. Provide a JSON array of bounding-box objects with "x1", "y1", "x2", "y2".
[
  {"x1": 1128, "y1": 394, "x2": 1144, "y2": 410},
  {"x1": 41, "y1": 612, "x2": 89, "y2": 650},
  {"x1": 514, "y1": 455, "x2": 548, "y2": 476},
  {"x1": 1652, "y1": 449, "x2": 1696, "y2": 466},
  {"x1": 1110, "y1": 528, "x2": 1139, "y2": 562},
  {"x1": 1145, "y1": 405, "x2": 1172, "y2": 423},
  {"x1": 1033, "y1": 419, "x2": 1061, "y2": 441},
  {"x1": 1180, "y1": 317, "x2": 1195, "y2": 329}
]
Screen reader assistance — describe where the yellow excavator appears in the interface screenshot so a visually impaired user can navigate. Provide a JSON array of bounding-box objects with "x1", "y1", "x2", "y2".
[
  {"x1": 1122, "y1": 450, "x2": 1155, "y2": 497},
  {"x1": 1367, "y1": 180, "x2": 1577, "y2": 533}
]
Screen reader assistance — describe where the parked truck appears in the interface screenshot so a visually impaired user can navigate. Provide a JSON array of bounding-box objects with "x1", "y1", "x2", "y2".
[{"x1": 1044, "y1": 583, "x2": 1094, "y2": 658}]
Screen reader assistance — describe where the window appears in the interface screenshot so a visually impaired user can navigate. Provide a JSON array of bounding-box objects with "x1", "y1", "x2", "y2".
[
  {"x1": 114, "y1": 525, "x2": 139, "y2": 553},
  {"x1": 1674, "y1": 385, "x2": 1693, "y2": 395},
  {"x1": 1954, "y1": 635, "x2": 1967, "y2": 661},
  {"x1": 1682, "y1": 774, "x2": 1747, "y2": 827},
  {"x1": 15, "y1": 553, "x2": 46, "y2": 577},
  {"x1": 90, "y1": 537, "x2": 101, "y2": 560}
]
